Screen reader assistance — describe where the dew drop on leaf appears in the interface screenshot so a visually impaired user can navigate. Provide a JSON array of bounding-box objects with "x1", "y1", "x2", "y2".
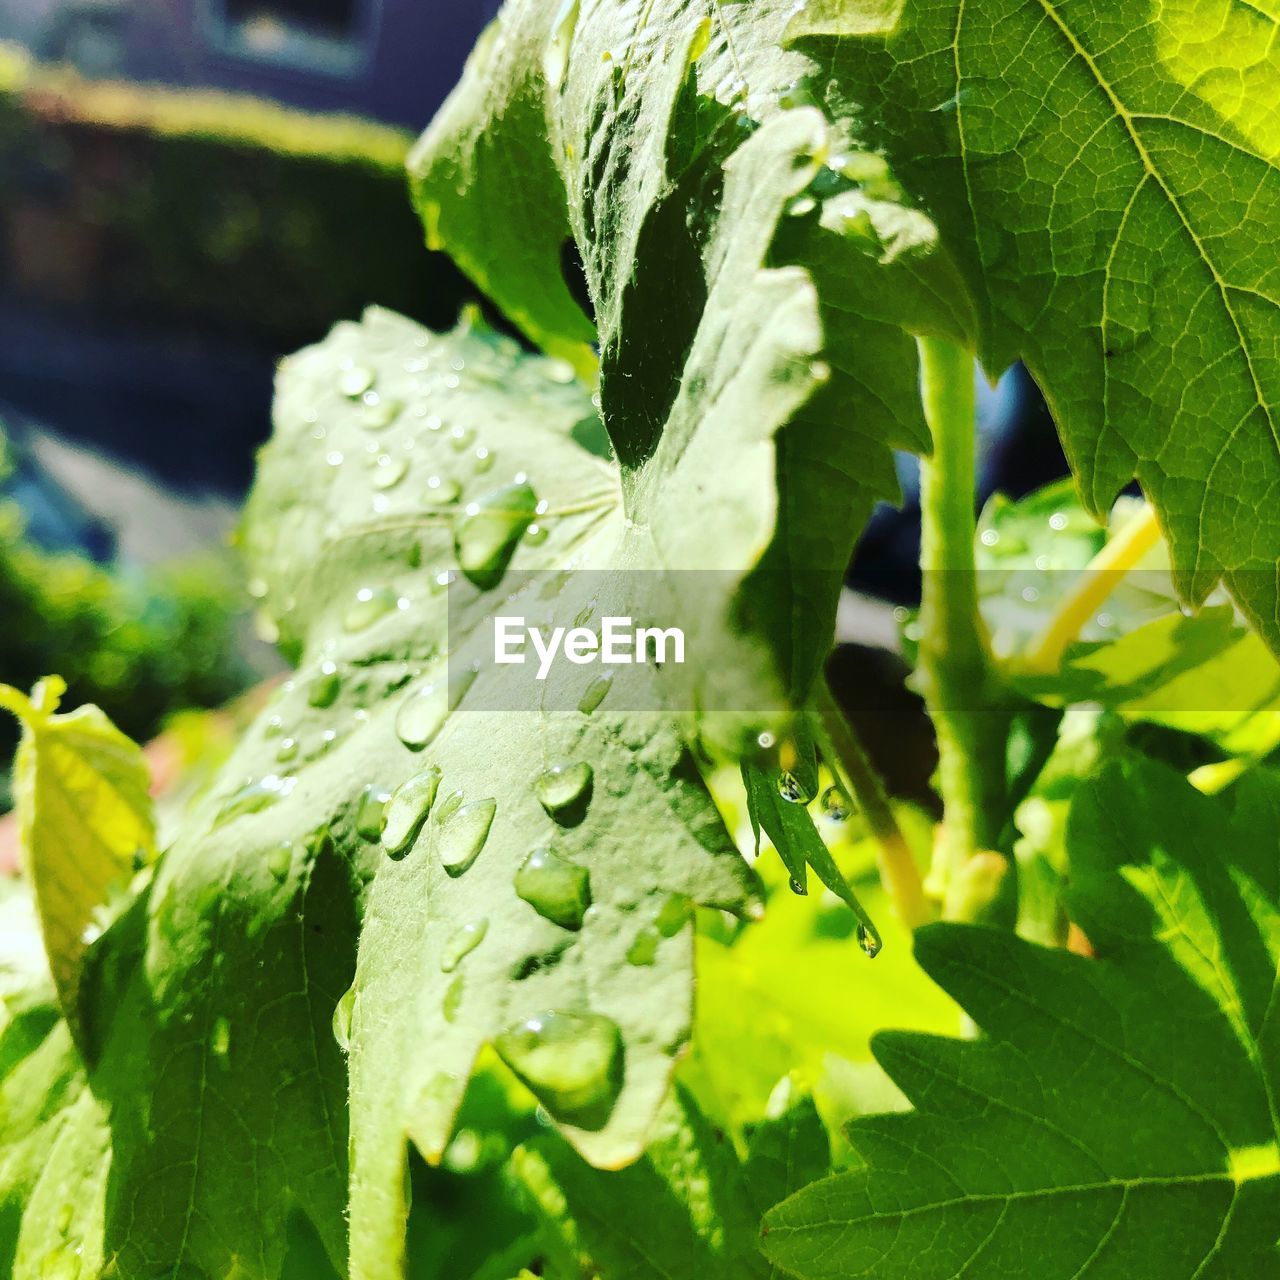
[
  {"x1": 577, "y1": 672, "x2": 613, "y2": 714},
  {"x1": 355, "y1": 786, "x2": 391, "y2": 841},
  {"x1": 215, "y1": 774, "x2": 295, "y2": 827},
  {"x1": 777, "y1": 771, "x2": 808, "y2": 803},
  {"x1": 821, "y1": 785, "x2": 852, "y2": 821},
  {"x1": 788, "y1": 875, "x2": 808, "y2": 896},
  {"x1": 438, "y1": 798, "x2": 496, "y2": 875},
  {"x1": 440, "y1": 918, "x2": 489, "y2": 973},
  {"x1": 371, "y1": 456, "x2": 408, "y2": 490},
  {"x1": 534, "y1": 761, "x2": 593, "y2": 818},
  {"x1": 655, "y1": 892, "x2": 691, "y2": 936},
  {"x1": 338, "y1": 365, "x2": 374, "y2": 398},
  {"x1": 443, "y1": 974, "x2": 464, "y2": 1022},
  {"x1": 493, "y1": 1010, "x2": 623, "y2": 1128},
  {"x1": 381, "y1": 767, "x2": 442, "y2": 857},
  {"x1": 266, "y1": 841, "x2": 294, "y2": 882},
  {"x1": 454, "y1": 482, "x2": 538, "y2": 589},
  {"x1": 426, "y1": 475, "x2": 461, "y2": 504},
  {"x1": 361, "y1": 396, "x2": 402, "y2": 430},
  {"x1": 332, "y1": 987, "x2": 355, "y2": 1053},
  {"x1": 343, "y1": 586, "x2": 399, "y2": 636},
  {"x1": 309, "y1": 663, "x2": 341, "y2": 708},
  {"x1": 275, "y1": 737, "x2": 299, "y2": 764},
  {"x1": 514, "y1": 846, "x2": 591, "y2": 930},
  {"x1": 857, "y1": 922, "x2": 882, "y2": 959},
  {"x1": 395, "y1": 683, "x2": 447, "y2": 751},
  {"x1": 626, "y1": 929, "x2": 658, "y2": 966}
]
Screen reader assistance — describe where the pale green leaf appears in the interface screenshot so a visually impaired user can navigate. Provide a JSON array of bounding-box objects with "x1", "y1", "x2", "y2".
[
  {"x1": 0, "y1": 678, "x2": 154, "y2": 1041},
  {"x1": 763, "y1": 759, "x2": 1280, "y2": 1278}
]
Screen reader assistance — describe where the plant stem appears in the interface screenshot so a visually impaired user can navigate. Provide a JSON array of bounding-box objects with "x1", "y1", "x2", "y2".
[
  {"x1": 916, "y1": 337, "x2": 1008, "y2": 900},
  {"x1": 1022, "y1": 502, "x2": 1161, "y2": 674},
  {"x1": 815, "y1": 681, "x2": 931, "y2": 929}
]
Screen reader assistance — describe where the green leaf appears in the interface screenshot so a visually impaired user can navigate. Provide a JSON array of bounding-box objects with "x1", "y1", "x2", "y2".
[
  {"x1": 741, "y1": 760, "x2": 879, "y2": 950},
  {"x1": 790, "y1": 0, "x2": 1280, "y2": 652},
  {"x1": 411, "y1": 0, "x2": 971, "y2": 695},
  {"x1": 512, "y1": 1083, "x2": 829, "y2": 1280},
  {"x1": 0, "y1": 677, "x2": 154, "y2": 1042},
  {"x1": 973, "y1": 480, "x2": 1280, "y2": 758},
  {"x1": 763, "y1": 758, "x2": 1280, "y2": 1278},
  {"x1": 243, "y1": 305, "x2": 823, "y2": 1276}
]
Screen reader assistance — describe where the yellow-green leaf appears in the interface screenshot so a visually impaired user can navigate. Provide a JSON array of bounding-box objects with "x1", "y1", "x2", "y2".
[{"x1": 0, "y1": 677, "x2": 155, "y2": 1040}]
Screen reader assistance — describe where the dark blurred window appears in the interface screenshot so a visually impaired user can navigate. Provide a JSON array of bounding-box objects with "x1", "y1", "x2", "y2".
[
  {"x1": 211, "y1": 0, "x2": 376, "y2": 73},
  {"x1": 224, "y1": 0, "x2": 357, "y2": 39}
]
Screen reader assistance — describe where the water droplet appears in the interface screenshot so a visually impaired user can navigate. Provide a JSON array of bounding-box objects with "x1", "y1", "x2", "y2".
[
  {"x1": 343, "y1": 586, "x2": 398, "y2": 633},
  {"x1": 426, "y1": 475, "x2": 461, "y2": 504},
  {"x1": 276, "y1": 737, "x2": 299, "y2": 763},
  {"x1": 525, "y1": 522, "x2": 549, "y2": 545},
  {"x1": 1049, "y1": 511, "x2": 1068, "y2": 532},
  {"x1": 655, "y1": 893, "x2": 691, "y2": 936},
  {"x1": 395, "y1": 682, "x2": 446, "y2": 751},
  {"x1": 212, "y1": 1016, "x2": 230, "y2": 1058},
  {"x1": 333, "y1": 986, "x2": 355, "y2": 1052},
  {"x1": 267, "y1": 841, "x2": 295, "y2": 882},
  {"x1": 443, "y1": 974, "x2": 464, "y2": 1022},
  {"x1": 381, "y1": 767, "x2": 442, "y2": 857},
  {"x1": 777, "y1": 771, "x2": 807, "y2": 803},
  {"x1": 39, "y1": 1247, "x2": 81, "y2": 1279},
  {"x1": 455, "y1": 482, "x2": 539, "y2": 589},
  {"x1": 820, "y1": 785, "x2": 851, "y2": 821},
  {"x1": 372, "y1": 456, "x2": 408, "y2": 490},
  {"x1": 309, "y1": 663, "x2": 341, "y2": 708},
  {"x1": 857, "y1": 922, "x2": 882, "y2": 959},
  {"x1": 535, "y1": 761, "x2": 593, "y2": 818},
  {"x1": 339, "y1": 365, "x2": 374, "y2": 398},
  {"x1": 361, "y1": 397, "x2": 402, "y2": 430},
  {"x1": 515, "y1": 846, "x2": 591, "y2": 930},
  {"x1": 449, "y1": 424, "x2": 476, "y2": 451},
  {"x1": 438, "y1": 798, "x2": 496, "y2": 875},
  {"x1": 577, "y1": 672, "x2": 613, "y2": 714},
  {"x1": 789, "y1": 875, "x2": 808, "y2": 896},
  {"x1": 472, "y1": 446, "x2": 494, "y2": 473},
  {"x1": 215, "y1": 774, "x2": 295, "y2": 826},
  {"x1": 495, "y1": 1010, "x2": 623, "y2": 1127},
  {"x1": 626, "y1": 929, "x2": 658, "y2": 966},
  {"x1": 356, "y1": 786, "x2": 391, "y2": 840},
  {"x1": 441, "y1": 918, "x2": 489, "y2": 972}
]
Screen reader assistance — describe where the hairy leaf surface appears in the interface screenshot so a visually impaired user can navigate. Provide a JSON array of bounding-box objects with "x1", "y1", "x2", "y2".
[
  {"x1": 764, "y1": 759, "x2": 1280, "y2": 1278},
  {"x1": 791, "y1": 0, "x2": 1280, "y2": 649}
]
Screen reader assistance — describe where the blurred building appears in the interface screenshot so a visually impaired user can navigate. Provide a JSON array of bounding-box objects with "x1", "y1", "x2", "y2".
[{"x1": 0, "y1": 0, "x2": 499, "y2": 128}]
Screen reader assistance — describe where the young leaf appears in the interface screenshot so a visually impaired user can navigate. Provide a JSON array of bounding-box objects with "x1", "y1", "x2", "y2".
[
  {"x1": 0, "y1": 678, "x2": 154, "y2": 1042},
  {"x1": 513, "y1": 1084, "x2": 829, "y2": 1280},
  {"x1": 790, "y1": 1, "x2": 1280, "y2": 652},
  {"x1": 763, "y1": 759, "x2": 1280, "y2": 1278}
]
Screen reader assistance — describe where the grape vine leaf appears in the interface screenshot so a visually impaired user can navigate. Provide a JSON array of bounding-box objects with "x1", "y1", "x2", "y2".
[
  {"x1": 789, "y1": 0, "x2": 1280, "y2": 652},
  {"x1": 0, "y1": 676, "x2": 154, "y2": 1042},
  {"x1": 512, "y1": 1083, "x2": 829, "y2": 1280},
  {"x1": 245, "y1": 276, "x2": 863, "y2": 1275},
  {"x1": 411, "y1": 0, "x2": 974, "y2": 695},
  {"x1": 763, "y1": 758, "x2": 1280, "y2": 1278}
]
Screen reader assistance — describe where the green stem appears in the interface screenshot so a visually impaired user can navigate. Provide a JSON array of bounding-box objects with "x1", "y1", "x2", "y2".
[
  {"x1": 916, "y1": 338, "x2": 1008, "y2": 908},
  {"x1": 815, "y1": 681, "x2": 931, "y2": 929}
]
